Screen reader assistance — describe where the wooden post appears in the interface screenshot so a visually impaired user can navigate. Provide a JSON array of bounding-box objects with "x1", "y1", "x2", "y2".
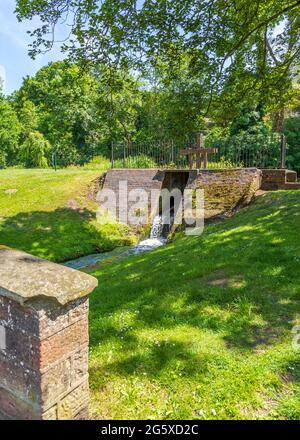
[
  {"x1": 123, "y1": 143, "x2": 126, "y2": 168},
  {"x1": 196, "y1": 132, "x2": 203, "y2": 169},
  {"x1": 111, "y1": 141, "x2": 114, "y2": 169},
  {"x1": 180, "y1": 147, "x2": 218, "y2": 170}
]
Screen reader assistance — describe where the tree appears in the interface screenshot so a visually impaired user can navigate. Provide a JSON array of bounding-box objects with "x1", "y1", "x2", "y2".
[
  {"x1": 207, "y1": 106, "x2": 280, "y2": 167},
  {"x1": 19, "y1": 131, "x2": 51, "y2": 168},
  {"x1": 15, "y1": 0, "x2": 300, "y2": 119},
  {"x1": 284, "y1": 117, "x2": 300, "y2": 173},
  {"x1": 14, "y1": 61, "x2": 102, "y2": 165},
  {"x1": 14, "y1": 61, "x2": 144, "y2": 164},
  {"x1": 0, "y1": 94, "x2": 21, "y2": 168}
]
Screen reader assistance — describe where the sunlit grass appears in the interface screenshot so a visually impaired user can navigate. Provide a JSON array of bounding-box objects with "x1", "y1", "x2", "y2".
[
  {"x1": 0, "y1": 167, "x2": 136, "y2": 261},
  {"x1": 89, "y1": 191, "x2": 300, "y2": 419}
]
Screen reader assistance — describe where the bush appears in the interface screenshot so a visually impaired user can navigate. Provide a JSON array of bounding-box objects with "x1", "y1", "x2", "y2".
[
  {"x1": 284, "y1": 117, "x2": 300, "y2": 173},
  {"x1": 206, "y1": 116, "x2": 280, "y2": 168},
  {"x1": 0, "y1": 150, "x2": 6, "y2": 169},
  {"x1": 83, "y1": 155, "x2": 111, "y2": 170},
  {"x1": 115, "y1": 154, "x2": 157, "y2": 168}
]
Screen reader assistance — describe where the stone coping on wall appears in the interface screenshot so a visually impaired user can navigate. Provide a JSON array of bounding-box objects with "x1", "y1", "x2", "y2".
[
  {"x1": 110, "y1": 167, "x2": 259, "y2": 171},
  {"x1": 0, "y1": 247, "x2": 98, "y2": 306}
]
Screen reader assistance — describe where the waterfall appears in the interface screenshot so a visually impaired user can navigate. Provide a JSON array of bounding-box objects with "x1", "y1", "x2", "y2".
[
  {"x1": 129, "y1": 208, "x2": 173, "y2": 255},
  {"x1": 150, "y1": 214, "x2": 164, "y2": 239},
  {"x1": 64, "y1": 203, "x2": 172, "y2": 268}
]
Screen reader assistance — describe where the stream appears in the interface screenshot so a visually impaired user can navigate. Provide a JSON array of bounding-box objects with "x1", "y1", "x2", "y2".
[{"x1": 64, "y1": 214, "x2": 168, "y2": 270}]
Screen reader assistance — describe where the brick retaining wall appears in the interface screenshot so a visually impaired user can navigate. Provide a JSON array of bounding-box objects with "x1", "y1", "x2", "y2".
[
  {"x1": 186, "y1": 168, "x2": 262, "y2": 218},
  {"x1": 101, "y1": 168, "x2": 262, "y2": 222}
]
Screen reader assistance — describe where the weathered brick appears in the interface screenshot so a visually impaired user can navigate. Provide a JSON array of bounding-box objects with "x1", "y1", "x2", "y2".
[
  {"x1": 74, "y1": 406, "x2": 89, "y2": 420},
  {"x1": 0, "y1": 249, "x2": 96, "y2": 420},
  {"x1": 71, "y1": 347, "x2": 89, "y2": 387},
  {"x1": 185, "y1": 169, "x2": 262, "y2": 218},
  {"x1": 102, "y1": 168, "x2": 262, "y2": 223},
  {"x1": 37, "y1": 297, "x2": 88, "y2": 339},
  {"x1": 101, "y1": 169, "x2": 165, "y2": 225},
  {"x1": 42, "y1": 404, "x2": 57, "y2": 420},
  {"x1": 40, "y1": 357, "x2": 71, "y2": 408},
  {"x1": 0, "y1": 352, "x2": 40, "y2": 404},
  {"x1": 38, "y1": 317, "x2": 88, "y2": 370},
  {"x1": 0, "y1": 387, "x2": 40, "y2": 420},
  {"x1": 57, "y1": 380, "x2": 89, "y2": 420},
  {"x1": 0, "y1": 296, "x2": 39, "y2": 337}
]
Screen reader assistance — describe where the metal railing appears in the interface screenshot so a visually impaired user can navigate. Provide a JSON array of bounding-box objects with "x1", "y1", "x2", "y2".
[{"x1": 111, "y1": 135, "x2": 285, "y2": 170}]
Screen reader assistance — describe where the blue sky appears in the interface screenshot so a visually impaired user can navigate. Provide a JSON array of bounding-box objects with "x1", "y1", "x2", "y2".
[{"x1": 0, "y1": 0, "x2": 64, "y2": 95}]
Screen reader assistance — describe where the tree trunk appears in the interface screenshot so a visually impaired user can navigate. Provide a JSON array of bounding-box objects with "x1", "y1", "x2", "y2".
[{"x1": 273, "y1": 108, "x2": 285, "y2": 133}]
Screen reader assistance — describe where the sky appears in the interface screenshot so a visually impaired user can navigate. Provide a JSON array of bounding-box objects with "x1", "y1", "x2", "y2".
[{"x1": 0, "y1": 0, "x2": 65, "y2": 95}]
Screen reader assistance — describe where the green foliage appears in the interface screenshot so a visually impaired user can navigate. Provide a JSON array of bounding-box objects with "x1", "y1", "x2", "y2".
[
  {"x1": 12, "y1": 61, "x2": 145, "y2": 166},
  {"x1": 0, "y1": 98, "x2": 21, "y2": 168},
  {"x1": 230, "y1": 108, "x2": 262, "y2": 136},
  {"x1": 18, "y1": 99, "x2": 39, "y2": 137},
  {"x1": 83, "y1": 155, "x2": 111, "y2": 170},
  {"x1": 19, "y1": 131, "x2": 51, "y2": 168},
  {"x1": 134, "y1": 58, "x2": 207, "y2": 142},
  {"x1": 227, "y1": 124, "x2": 280, "y2": 167},
  {"x1": 207, "y1": 108, "x2": 280, "y2": 168},
  {"x1": 115, "y1": 155, "x2": 157, "y2": 169},
  {"x1": 284, "y1": 117, "x2": 300, "y2": 173},
  {"x1": 14, "y1": 61, "x2": 101, "y2": 166},
  {"x1": 15, "y1": 1, "x2": 300, "y2": 118}
]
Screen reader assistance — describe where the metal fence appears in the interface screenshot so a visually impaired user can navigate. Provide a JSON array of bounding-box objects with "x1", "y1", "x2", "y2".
[{"x1": 111, "y1": 135, "x2": 286, "y2": 169}]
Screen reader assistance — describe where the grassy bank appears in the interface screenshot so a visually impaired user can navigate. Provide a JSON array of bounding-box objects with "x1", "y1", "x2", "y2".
[
  {"x1": 88, "y1": 191, "x2": 300, "y2": 419},
  {"x1": 0, "y1": 167, "x2": 136, "y2": 262}
]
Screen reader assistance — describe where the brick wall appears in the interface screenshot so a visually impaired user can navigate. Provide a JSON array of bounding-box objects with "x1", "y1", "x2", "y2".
[
  {"x1": 100, "y1": 169, "x2": 165, "y2": 225},
  {"x1": 261, "y1": 169, "x2": 298, "y2": 190},
  {"x1": 187, "y1": 168, "x2": 262, "y2": 218},
  {"x1": 0, "y1": 248, "x2": 98, "y2": 420},
  {"x1": 100, "y1": 168, "x2": 262, "y2": 223}
]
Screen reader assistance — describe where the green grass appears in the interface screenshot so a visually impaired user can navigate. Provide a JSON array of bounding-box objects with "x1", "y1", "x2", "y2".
[
  {"x1": 0, "y1": 167, "x2": 136, "y2": 262},
  {"x1": 88, "y1": 191, "x2": 300, "y2": 419}
]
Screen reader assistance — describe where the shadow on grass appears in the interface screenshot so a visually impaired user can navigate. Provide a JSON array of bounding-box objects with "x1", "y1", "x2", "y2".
[
  {"x1": 89, "y1": 192, "x2": 300, "y2": 381},
  {"x1": 0, "y1": 207, "x2": 125, "y2": 262}
]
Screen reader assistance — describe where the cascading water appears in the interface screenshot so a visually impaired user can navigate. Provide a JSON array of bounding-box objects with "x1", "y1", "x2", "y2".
[
  {"x1": 64, "y1": 171, "x2": 189, "y2": 270},
  {"x1": 64, "y1": 202, "x2": 174, "y2": 268},
  {"x1": 150, "y1": 214, "x2": 164, "y2": 239},
  {"x1": 128, "y1": 213, "x2": 168, "y2": 255}
]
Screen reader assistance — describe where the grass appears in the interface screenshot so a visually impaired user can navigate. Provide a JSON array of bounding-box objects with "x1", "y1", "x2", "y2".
[
  {"x1": 0, "y1": 167, "x2": 136, "y2": 262},
  {"x1": 1, "y1": 167, "x2": 299, "y2": 419},
  {"x1": 88, "y1": 190, "x2": 300, "y2": 419}
]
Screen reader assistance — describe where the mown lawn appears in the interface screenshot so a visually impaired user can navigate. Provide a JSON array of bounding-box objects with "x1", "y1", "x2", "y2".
[
  {"x1": 88, "y1": 191, "x2": 300, "y2": 419},
  {"x1": 0, "y1": 168, "x2": 135, "y2": 262}
]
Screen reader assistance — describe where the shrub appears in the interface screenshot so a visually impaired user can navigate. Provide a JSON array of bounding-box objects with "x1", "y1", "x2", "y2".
[
  {"x1": 115, "y1": 154, "x2": 157, "y2": 168},
  {"x1": 206, "y1": 117, "x2": 280, "y2": 168},
  {"x1": 83, "y1": 155, "x2": 111, "y2": 170},
  {"x1": 284, "y1": 117, "x2": 300, "y2": 173}
]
